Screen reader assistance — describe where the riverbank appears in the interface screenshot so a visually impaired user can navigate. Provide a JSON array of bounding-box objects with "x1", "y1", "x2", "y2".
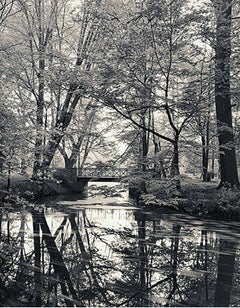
[
  {"x1": 0, "y1": 174, "x2": 68, "y2": 199},
  {"x1": 1, "y1": 174, "x2": 240, "y2": 222},
  {"x1": 143, "y1": 177, "x2": 240, "y2": 220},
  {"x1": 0, "y1": 169, "x2": 86, "y2": 202}
]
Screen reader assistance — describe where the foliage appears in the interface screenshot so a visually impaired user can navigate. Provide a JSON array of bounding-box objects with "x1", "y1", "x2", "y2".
[
  {"x1": 0, "y1": 0, "x2": 239, "y2": 190},
  {"x1": 88, "y1": 183, "x2": 127, "y2": 199},
  {"x1": 218, "y1": 186, "x2": 240, "y2": 213},
  {"x1": 141, "y1": 193, "x2": 179, "y2": 210}
]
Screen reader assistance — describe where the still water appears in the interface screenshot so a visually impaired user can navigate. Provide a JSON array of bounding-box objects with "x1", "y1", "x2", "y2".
[{"x1": 1, "y1": 183, "x2": 240, "y2": 307}]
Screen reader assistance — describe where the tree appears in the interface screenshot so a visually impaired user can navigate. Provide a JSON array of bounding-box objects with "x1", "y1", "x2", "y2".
[
  {"x1": 91, "y1": 0, "x2": 207, "y2": 188},
  {"x1": 7, "y1": 0, "x2": 102, "y2": 179},
  {"x1": 213, "y1": 0, "x2": 239, "y2": 187},
  {"x1": 182, "y1": 58, "x2": 217, "y2": 181},
  {"x1": 58, "y1": 99, "x2": 98, "y2": 169},
  {"x1": 0, "y1": 96, "x2": 30, "y2": 178},
  {"x1": 0, "y1": 0, "x2": 15, "y2": 27},
  {"x1": 58, "y1": 100, "x2": 117, "y2": 169}
]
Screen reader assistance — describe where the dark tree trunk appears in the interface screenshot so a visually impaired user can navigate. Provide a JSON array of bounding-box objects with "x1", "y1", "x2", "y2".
[
  {"x1": 170, "y1": 137, "x2": 180, "y2": 177},
  {"x1": 211, "y1": 150, "x2": 215, "y2": 179},
  {"x1": 142, "y1": 128, "x2": 148, "y2": 172},
  {"x1": 41, "y1": 91, "x2": 82, "y2": 172},
  {"x1": 32, "y1": 82, "x2": 44, "y2": 179},
  {"x1": 170, "y1": 136, "x2": 181, "y2": 190},
  {"x1": 170, "y1": 142, "x2": 179, "y2": 177},
  {"x1": 33, "y1": 17, "x2": 94, "y2": 177},
  {"x1": 32, "y1": 2, "x2": 45, "y2": 179},
  {"x1": 202, "y1": 105, "x2": 211, "y2": 182},
  {"x1": 153, "y1": 138, "x2": 166, "y2": 179},
  {"x1": 59, "y1": 140, "x2": 75, "y2": 169},
  {"x1": 214, "y1": 0, "x2": 239, "y2": 187},
  {"x1": 0, "y1": 158, "x2": 4, "y2": 173},
  {"x1": 139, "y1": 113, "x2": 149, "y2": 173},
  {"x1": 59, "y1": 134, "x2": 85, "y2": 169},
  {"x1": 67, "y1": 140, "x2": 84, "y2": 169},
  {"x1": 0, "y1": 212, "x2": 2, "y2": 240},
  {"x1": 7, "y1": 162, "x2": 11, "y2": 191},
  {"x1": 68, "y1": 146, "x2": 80, "y2": 168},
  {"x1": 64, "y1": 157, "x2": 73, "y2": 169},
  {"x1": 202, "y1": 135, "x2": 209, "y2": 182}
]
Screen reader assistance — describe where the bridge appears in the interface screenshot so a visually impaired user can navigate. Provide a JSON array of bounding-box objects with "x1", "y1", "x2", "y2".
[{"x1": 77, "y1": 167, "x2": 130, "y2": 182}]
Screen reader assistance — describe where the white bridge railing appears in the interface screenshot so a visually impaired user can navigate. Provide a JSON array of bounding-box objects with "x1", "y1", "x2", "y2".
[{"x1": 78, "y1": 168, "x2": 130, "y2": 178}]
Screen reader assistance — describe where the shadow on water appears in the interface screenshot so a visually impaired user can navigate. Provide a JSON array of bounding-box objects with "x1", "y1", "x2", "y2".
[{"x1": 0, "y1": 190, "x2": 239, "y2": 307}]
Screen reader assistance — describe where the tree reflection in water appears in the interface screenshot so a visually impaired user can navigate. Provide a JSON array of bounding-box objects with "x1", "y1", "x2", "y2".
[
  {"x1": 32, "y1": 211, "x2": 42, "y2": 306},
  {"x1": 214, "y1": 237, "x2": 237, "y2": 307},
  {"x1": 0, "y1": 206, "x2": 239, "y2": 306}
]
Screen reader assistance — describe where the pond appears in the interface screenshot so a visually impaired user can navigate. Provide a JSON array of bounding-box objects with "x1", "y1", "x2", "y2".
[{"x1": 0, "y1": 182, "x2": 240, "y2": 307}]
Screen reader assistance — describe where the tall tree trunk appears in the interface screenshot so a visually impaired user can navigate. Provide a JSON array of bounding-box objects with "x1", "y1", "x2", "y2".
[
  {"x1": 202, "y1": 98, "x2": 211, "y2": 182},
  {"x1": 170, "y1": 136, "x2": 181, "y2": 190},
  {"x1": 142, "y1": 127, "x2": 148, "y2": 172},
  {"x1": 32, "y1": 5, "x2": 99, "y2": 177},
  {"x1": 68, "y1": 135, "x2": 85, "y2": 169},
  {"x1": 211, "y1": 149, "x2": 215, "y2": 179},
  {"x1": 64, "y1": 157, "x2": 72, "y2": 169},
  {"x1": 202, "y1": 135, "x2": 210, "y2": 182},
  {"x1": 152, "y1": 111, "x2": 166, "y2": 179},
  {"x1": 153, "y1": 139, "x2": 166, "y2": 179},
  {"x1": 170, "y1": 136, "x2": 180, "y2": 178},
  {"x1": 58, "y1": 138, "x2": 76, "y2": 169},
  {"x1": 41, "y1": 90, "x2": 82, "y2": 171},
  {"x1": 32, "y1": 0, "x2": 45, "y2": 179},
  {"x1": 170, "y1": 142, "x2": 179, "y2": 177},
  {"x1": 214, "y1": 0, "x2": 239, "y2": 187}
]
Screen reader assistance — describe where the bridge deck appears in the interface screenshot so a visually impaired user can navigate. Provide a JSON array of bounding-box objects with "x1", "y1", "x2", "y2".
[{"x1": 77, "y1": 168, "x2": 129, "y2": 181}]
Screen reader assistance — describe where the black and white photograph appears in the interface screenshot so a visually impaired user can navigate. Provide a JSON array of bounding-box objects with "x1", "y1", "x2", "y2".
[{"x1": 0, "y1": 0, "x2": 240, "y2": 306}]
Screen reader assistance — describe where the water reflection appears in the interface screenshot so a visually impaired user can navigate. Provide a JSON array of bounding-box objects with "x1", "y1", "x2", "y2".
[
  {"x1": 214, "y1": 238, "x2": 237, "y2": 307},
  {"x1": 0, "y1": 201, "x2": 239, "y2": 306}
]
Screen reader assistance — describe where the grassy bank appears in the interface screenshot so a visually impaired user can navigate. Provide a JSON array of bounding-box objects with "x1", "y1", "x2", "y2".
[
  {"x1": 0, "y1": 169, "x2": 86, "y2": 204},
  {"x1": 0, "y1": 174, "x2": 69, "y2": 199},
  {"x1": 142, "y1": 178, "x2": 240, "y2": 220}
]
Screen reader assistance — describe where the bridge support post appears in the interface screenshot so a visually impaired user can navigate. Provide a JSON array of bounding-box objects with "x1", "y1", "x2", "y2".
[
  {"x1": 77, "y1": 178, "x2": 89, "y2": 190},
  {"x1": 53, "y1": 168, "x2": 88, "y2": 193}
]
